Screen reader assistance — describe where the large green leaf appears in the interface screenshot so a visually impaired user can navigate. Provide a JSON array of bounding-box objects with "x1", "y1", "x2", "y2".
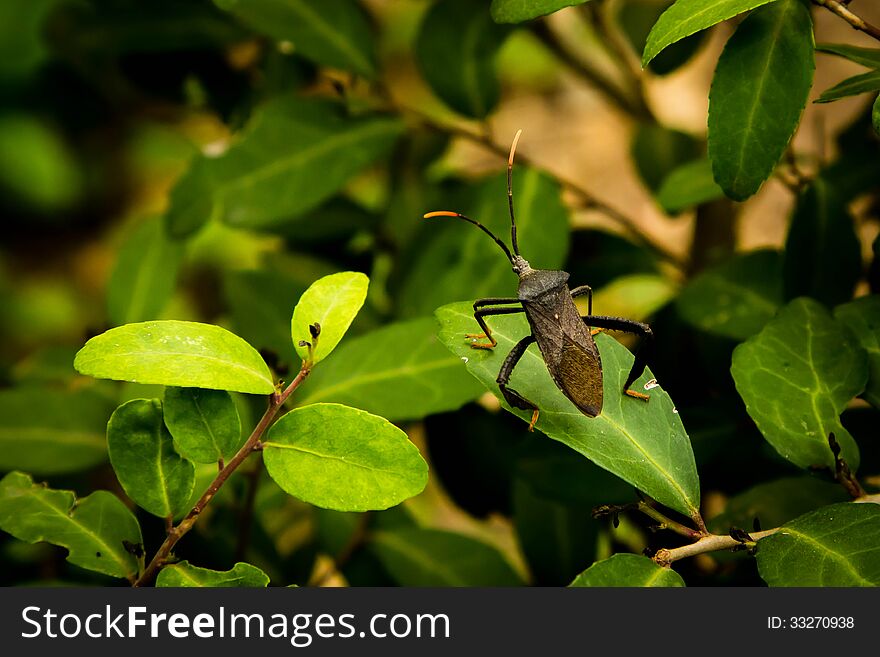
[
  {"x1": 74, "y1": 320, "x2": 275, "y2": 395},
  {"x1": 214, "y1": 0, "x2": 376, "y2": 77},
  {"x1": 291, "y1": 271, "x2": 368, "y2": 365},
  {"x1": 0, "y1": 387, "x2": 112, "y2": 475},
  {"x1": 782, "y1": 178, "x2": 861, "y2": 307},
  {"x1": 708, "y1": 0, "x2": 814, "y2": 201},
  {"x1": 656, "y1": 158, "x2": 725, "y2": 214},
  {"x1": 369, "y1": 528, "x2": 523, "y2": 586},
  {"x1": 263, "y1": 403, "x2": 428, "y2": 511},
  {"x1": 163, "y1": 387, "x2": 242, "y2": 463},
  {"x1": 815, "y1": 43, "x2": 880, "y2": 69},
  {"x1": 436, "y1": 301, "x2": 701, "y2": 518},
  {"x1": 165, "y1": 98, "x2": 403, "y2": 236},
  {"x1": 156, "y1": 560, "x2": 269, "y2": 587},
  {"x1": 835, "y1": 296, "x2": 880, "y2": 409},
  {"x1": 0, "y1": 471, "x2": 142, "y2": 581},
  {"x1": 490, "y1": 0, "x2": 587, "y2": 23},
  {"x1": 757, "y1": 503, "x2": 880, "y2": 586},
  {"x1": 816, "y1": 69, "x2": 880, "y2": 104},
  {"x1": 731, "y1": 298, "x2": 867, "y2": 471},
  {"x1": 570, "y1": 553, "x2": 685, "y2": 587},
  {"x1": 676, "y1": 250, "x2": 782, "y2": 340},
  {"x1": 297, "y1": 317, "x2": 484, "y2": 421},
  {"x1": 415, "y1": 0, "x2": 513, "y2": 118},
  {"x1": 107, "y1": 399, "x2": 195, "y2": 518},
  {"x1": 398, "y1": 168, "x2": 569, "y2": 317},
  {"x1": 642, "y1": 0, "x2": 778, "y2": 66},
  {"x1": 107, "y1": 217, "x2": 184, "y2": 326}
]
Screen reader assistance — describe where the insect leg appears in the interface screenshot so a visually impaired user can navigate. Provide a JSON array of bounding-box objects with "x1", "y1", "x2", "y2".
[
  {"x1": 570, "y1": 285, "x2": 593, "y2": 316},
  {"x1": 469, "y1": 304, "x2": 523, "y2": 349},
  {"x1": 496, "y1": 335, "x2": 540, "y2": 431},
  {"x1": 581, "y1": 315, "x2": 654, "y2": 401}
]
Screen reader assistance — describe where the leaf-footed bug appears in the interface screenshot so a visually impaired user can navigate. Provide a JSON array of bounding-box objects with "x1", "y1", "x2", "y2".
[{"x1": 424, "y1": 130, "x2": 654, "y2": 431}]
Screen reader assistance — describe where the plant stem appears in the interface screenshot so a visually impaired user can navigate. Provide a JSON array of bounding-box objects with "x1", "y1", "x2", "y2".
[
  {"x1": 812, "y1": 0, "x2": 880, "y2": 42},
  {"x1": 133, "y1": 364, "x2": 312, "y2": 587},
  {"x1": 653, "y1": 528, "x2": 779, "y2": 566},
  {"x1": 594, "y1": 501, "x2": 704, "y2": 539}
]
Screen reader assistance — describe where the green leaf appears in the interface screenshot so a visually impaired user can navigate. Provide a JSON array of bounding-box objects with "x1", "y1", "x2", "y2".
[
  {"x1": 74, "y1": 320, "x2": 275, "y2": 395},
  {"x1": 570, "y1": 554, "x2": 685, "y2": 586},
  {"x1": 291, "y1": 271, "x2": 368, "y2": 365},
  {"x1": 631, "y1": 123, "x2": 702, "y2": 193},
  {"x1": 874, "y1": 94, "x2": 880, "y2": 136},
  {"x1": 676, "y1": 250, "x2": 782, "y2": 340},
  {"x1": 816, "y1": 43, "x2": 880, "y2": 69},
  {"x1": 398, "y1": 168, "x2": 569, "y2": 317},
  {"x1": 107, "y1": 217, "x2": 184, "y2": 326},
  {"x1": 107, "y1": 399, "x2": 195, "y2": 518},
  {"x1": 369, "y1": 528, "x2": 523, "y2": 586},
  {"x1": 297, "y1": 317, "x2": 484, "y2": 421},
  {"x1": 0, "y1": 472, "x2": 142, "y2": 581},
  {"x1": 816, "y1": 69, "x2": 880, "y2": 103},
  {"x1": 0, "y1": 388, "x2": 112, "y2": 475},
  {"x1": 709, "y1": 477, "x2": 848, "y2": 534},
  {"x1": 731, "y1": 298, "x2": 867, "y2": 471},
  {"x1": 156, "y1": 560, "x2": 269, "y2": 587},
  {"x1": 214, "y1": 0, "x2": 376, "y2": 77},
  {"x1": 490, "y1": 0, "x2": 587, "y2": 23},
  {"x1": 656, "y1": 158, "x2": 725, "y2": 213},
  {"x1": 620, "y1": 1, "x2": 707, "y2": 76},
  {"x1": 835, "y1": 296, "x2": 880, "y2": 409},
  {"x1": 163, "y1": 388, "x2": 242, "y2": 463},
  {"x1": 165, "y1": 98, "x2": 403, "y2": 236},
  {"x1": 0, "y1": 0, "x2": 62, "y2": 79},
  {"x1": 642, "y1": 0, "x2": 778, "y2": 66},
  {"x1": 589, "y1": 274, "x2": 677, "y2": 321},
  {"x1": 415, "y1": 0, "x2": 513, "y2": 118},
  {"x1": 782, "y1": 178, "x2": 861, "y2": 307},
  {"x1": 708, "y1": 0, "x2": 814, "y2": 201},
  {"x1": 757, "y1": 503, "x2": 880, "y2": 586},
  {"x1": 263, "y1": 403, "x2": 428, "y2": 511},
  {"x1": 436, "y1": 301, "x2": 701, "y2": 518}
]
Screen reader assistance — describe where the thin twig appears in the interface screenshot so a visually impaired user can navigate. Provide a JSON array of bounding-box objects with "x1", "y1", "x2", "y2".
[
  {"x1": 133, "y1": 363, "x2": 312, "y2": 587},
  {"x1": 812, "y1": 0, "x2": 880, "y2": 42},
  {"x1": 594, "y1": 500, "x2": 704, "y2": 539},
  {"x1": 653, "y1": 529, "x2": 779, "y2": 565}
]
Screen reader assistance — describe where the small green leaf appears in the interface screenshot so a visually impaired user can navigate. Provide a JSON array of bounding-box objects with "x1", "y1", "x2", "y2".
[
  {"x1": 631, "y1": 123, "x2": 701, "y2": 193},
  {"x1": 108, "y1": 399, "x2": 195, "y2": 518},
  {"x1": 708, "y1": 0, "x2": 814, "y2": 201},
  {"x1": 74, "y1": 320, "x2": 275, "y2": 395},
  {"x1": 436, "y1": 301, "x2": 701, "y2": 518},
  {"x1": 835, "y1": 296, "x2": 880, "y2": 409},
  {"x1": 620, "y1": 1, "x2": 707, "y2": 76},
  {"x1": 676, "y1": 250, "x2": 782, "y2": 340},
  {"x1": 815, "y1": 43, "x2": 880, "y2": 69},
  {"x1": 783, "y1": 178, "x2": 861, "y2": 307},
  {"x1": 656, "y1": 158, "x2": 725, "y2": 213},
  {"x1": 0, "y1": 471, "x2": 142, "y2": 580},
  {"x1": 642, "y1": 0, "x2": 777, "y2": 66},
  {"x1": 490, "y1": 0, "x2": 587, "y2": 23},
  {"x1": 570, "y1": 554, "x2": 685, "y2": 587},
  {"x1": 816, "y1": 69, "x2": 880, "y2": 103},
  {"x1": 107, "y1": 217, "x2": 184, "y2": 326},
  {"x1": 589, "y1": 274, "x2": 677, "y2": 322},
  {"x1": 214, "y1": 0, "x2": 376, "y2": 77},
  {"x1": 291, "y1": 271, "x2": 368, "y2": 365},
  {"x1": 415, "y1": 0, "x2": 513, "y2": 118},
  {"x1": 297, "y1": 317, "x2": 484, "y2": 421},
  {"x1": 163, "y1": 388, "x2": 242, "y2": 463},
  {"x1": 156, "y1": 560, "x2": 269, "y2": 587},
  {"x1": 369, "y1": 528, "x2": 523, "y2": 586},
  {"x1": 263, "y1": 403, "x2": 428, "y2": 511},
  {"x1": 731, "y1": 298, "x2": 867, "y2": 471},
  {"x1": 757, "y1": 503, "x2": 880, "y2": 586},
  {"x1": 0, "y1": 387, "x2": 112, "y2": 475},
  {"x1": 165, "y1": 98, "x2": 403, "y2": 236}
]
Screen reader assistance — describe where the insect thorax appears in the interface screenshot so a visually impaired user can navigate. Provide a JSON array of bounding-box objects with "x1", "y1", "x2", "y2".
[{"x1": 517, "y1": 268, "x2": 570, "y2": 301}]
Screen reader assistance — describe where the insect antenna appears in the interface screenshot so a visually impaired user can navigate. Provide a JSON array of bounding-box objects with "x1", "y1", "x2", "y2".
[
  {"x1": 423, "y1": 211, "x2": 514, "y2": 264},
  {"x1": 508, "y1": 129, "x2": 523, "y2": 256}
]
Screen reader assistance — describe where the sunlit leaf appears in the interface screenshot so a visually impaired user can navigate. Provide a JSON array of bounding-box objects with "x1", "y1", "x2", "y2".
[
  {"x1": 163, "y1": 387, "x2": 242, "y2": 463},
  {"x1": 570, "y1": 553, "x2": 685, "y2": 587},
  {"x1": 263, "y1": 403, "x2": 428, "y2": 511},
  {"x1": 74, "y1": 320, "x2": 275, "y2": 395},
  {"x1": 656, "y1": 158, "x2": 724, "y2": 213},
  {"x1": 156, "y1": 560, "x2": 269, "y2": 587},
  {"x1": 0, "y1": 472, "x2": 142, "y2": 581}
]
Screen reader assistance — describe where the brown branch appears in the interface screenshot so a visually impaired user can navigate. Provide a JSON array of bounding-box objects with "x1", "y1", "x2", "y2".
[
  {"x1": 653, "y1": 528, "x2": 779, "y2": 566},
  {"x1": 812, "y1": 0, "x2": 880, "y2": 42},
  {"x1": 133, "y1": 363, "x2": 312, "y2": 586},
  {"x1": 594, "y1": 500, "x2": 704, "y2": 539}
]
